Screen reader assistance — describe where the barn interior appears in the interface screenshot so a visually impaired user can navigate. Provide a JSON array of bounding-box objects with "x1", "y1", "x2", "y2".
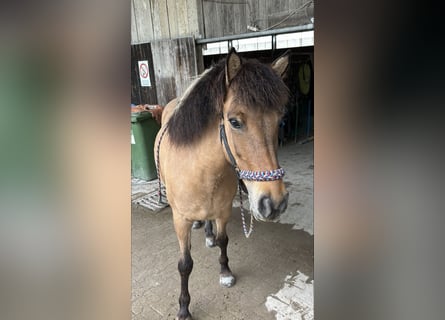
[{"x1": 203, "y1": 46, "x2": 313, "y2": 144}]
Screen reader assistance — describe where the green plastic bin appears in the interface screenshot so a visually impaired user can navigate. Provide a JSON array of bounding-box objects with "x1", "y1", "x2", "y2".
[{"x1": 131, "y1": 111, "x2": 160, "y2": 180}]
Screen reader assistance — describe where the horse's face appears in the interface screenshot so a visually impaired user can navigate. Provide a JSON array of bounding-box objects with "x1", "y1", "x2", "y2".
[
  {"x1": 223, "y1": 93, "x2": 288, "y2": 222},
  {"x1": 223, "y1": 50, "x2": 290, "y2": 222}
]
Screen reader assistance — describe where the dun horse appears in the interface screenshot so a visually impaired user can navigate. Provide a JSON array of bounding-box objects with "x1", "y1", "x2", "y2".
[{"x1": 155, "y1": 48, "x2": 290, "y2": 320}]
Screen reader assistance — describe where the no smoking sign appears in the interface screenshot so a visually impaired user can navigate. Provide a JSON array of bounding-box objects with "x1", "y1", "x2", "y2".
[{"x1": 138, "y1": 60, "x2": 151, "y2": 87}]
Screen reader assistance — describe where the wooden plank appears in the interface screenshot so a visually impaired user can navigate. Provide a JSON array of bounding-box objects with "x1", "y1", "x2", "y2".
[
  {"x1": 289, "y1": 0, "x2": 298, "y2": 11},
  {"x1": 174, "y1": 40, "x2": 185, "y2": 95},
  {"x1": 203, "y1": 1, "x2": 218, "y2": 38},
  {"x1": 151, "y1": 40, "x2": 177, "y2": 105},
  {"x1": 283, "y1": 0, "x2": 290, "y2": 14},
  {"x1": 247, "y1": 0, "x2": 259, "y2": 29},
  {"x1": 175, "y1": 0, "x2": 189, "y2": 36},
  {"x1": 257, "y1": 0, "x2": 268, "y2": 30},
  {"x1": 166, "y1": 0, "x2": 179, "y2": 38},
  {"x1": 267, "y1": 0, "x2": 278, "y2": 29},
  {"x1": 131, "y1": 43, "x2": 158, "y2": 105},
  {"x1": 151, "y1": 38, "x2": 197, "y2": 105},
  {"x1": 225, "y1": 2, "x2": 234, "y2": 35},
  {"x1": 133, "y1": 0, "x2": 155, "y2": 43},
  {"x1": 131, "y1": 0, "x2": 139, "y2": 44},
  {"x1": 257, "y1": 0, "x2": 312, "y2": 29},
  {"x1": 233, "y1": 1, "x2": 246, "y2": 35},
  {"x1": 131, "y1": 45, "x2": 139, "y2": 103},
  {"x1": 267, "y1": 2, "x2": 310, "y2": 28},
  {"x1": 175, "y1": 38, "x2": 198, "y2": 95},
  {"x1": 150, "y1": 0, "x2": 170, "y2": 40},
  {"x1": 187, "y1": 0, "x2": 202, "y2": 38},
  {"x1": 174, "y1": 39, "x2": 188, "y2": 98}
]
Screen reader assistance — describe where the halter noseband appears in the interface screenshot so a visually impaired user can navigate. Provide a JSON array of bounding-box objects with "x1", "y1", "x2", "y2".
[{"x1": 219, "y1": 119, "x2": 285, "y2": 182}]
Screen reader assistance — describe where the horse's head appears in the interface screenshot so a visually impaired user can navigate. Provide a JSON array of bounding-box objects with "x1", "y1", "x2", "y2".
[{"x1": 222, "y1": 48, "x2": 290, "y2": 222}]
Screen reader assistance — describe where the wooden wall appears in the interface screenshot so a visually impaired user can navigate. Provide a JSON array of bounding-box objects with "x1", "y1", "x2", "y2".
[
  {"x1": 131, "y1": 0, "x2": 314, "y2": 44},
  {"x1": 131, "y1": 43, "x2": 158, "y2": 105},
  {"x1": 202, "y1": 0, "x2": 314, "y2": 38},
  {"x1": 131, "y1": 0, "x2": 314, "y2": 112},
  {"x1": 131, "y1": 38, "x2": 199, "y2": 106},
  {"x1": 131, "y1": 0, "x2": 203, "y2": 44},
  {"x1": 151, "y1": 37, "x2": 199, "y2": 105}
]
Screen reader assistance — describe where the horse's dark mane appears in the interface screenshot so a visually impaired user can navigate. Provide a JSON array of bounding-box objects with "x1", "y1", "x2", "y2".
[{"x1": 167, "y1": 56, "x2": 288, "y2": 146}]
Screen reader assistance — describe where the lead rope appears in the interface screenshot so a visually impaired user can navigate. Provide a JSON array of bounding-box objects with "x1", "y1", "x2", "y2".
[
  {"x1": 156, "y1": 124, "x2": 169, "y2": 204},
  {"x1": 238, "y1": 179, "x2": 254, "y2": 238}
]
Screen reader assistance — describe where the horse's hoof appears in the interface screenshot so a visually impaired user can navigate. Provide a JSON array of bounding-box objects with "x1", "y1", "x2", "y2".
[
  {"x1": 205, "y1": 236, "x2": 216, "y2": 248},
  {"x1": 220, "y1": 274, "x2": 236, "y2": 287},
  {"x1": 175, "y1": 317, "x2": 192, "y2": 320},
  {"x1": 192, "y1": 221, "x2": 203, "y2": 229}
]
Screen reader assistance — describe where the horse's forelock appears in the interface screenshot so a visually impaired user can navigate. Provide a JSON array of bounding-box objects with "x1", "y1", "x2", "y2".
[
  {"x1": 167, "y1": 58, "x2": 288, "y2": 146},
  {"x1": 230, "y1": 60, "x2": 289, "y2": 113}
]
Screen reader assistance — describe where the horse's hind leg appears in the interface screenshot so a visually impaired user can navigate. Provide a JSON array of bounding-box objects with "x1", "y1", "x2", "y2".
[
  {"x1": 204, "y1": 220, "x2": 216, "y2": 248},
  {"x1": 215, "y1": 217, "x2": 236, "y2": 287},
  {"x1": 173, "y1": 215, "x2": 194, "y2": 320}
]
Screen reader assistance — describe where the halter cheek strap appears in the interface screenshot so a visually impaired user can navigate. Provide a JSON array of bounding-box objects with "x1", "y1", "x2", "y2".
[
  {"x1": 220, "y1": 122, "x2": 238, "y2": 170},
  {"x1": 219, "y1": 121, "x2": 285, "y2": 181}
]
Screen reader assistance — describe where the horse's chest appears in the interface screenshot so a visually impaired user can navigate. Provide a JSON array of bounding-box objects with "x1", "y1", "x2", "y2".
[{"x1": 173, "y1": 173, "x2": 237, "y2": 219}]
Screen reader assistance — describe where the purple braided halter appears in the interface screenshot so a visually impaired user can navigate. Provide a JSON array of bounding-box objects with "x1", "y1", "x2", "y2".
[{"x1": 237, "y1": 167, "x2": 285, "y2": 181}]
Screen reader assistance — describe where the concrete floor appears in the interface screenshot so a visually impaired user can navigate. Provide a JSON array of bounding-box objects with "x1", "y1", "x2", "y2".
[{"x1": 132, "y1": 141, "x2": 314, "y2": 320}]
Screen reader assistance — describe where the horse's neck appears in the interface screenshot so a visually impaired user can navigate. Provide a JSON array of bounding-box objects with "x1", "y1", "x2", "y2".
[{"x1": 196, "y1": 123, "x2": 233, "y2": 178}]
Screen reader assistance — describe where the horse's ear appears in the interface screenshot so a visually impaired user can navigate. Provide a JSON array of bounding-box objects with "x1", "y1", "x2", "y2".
[
  {"x1": 225, "y1": 47, "x2": 242, "y2": 87},
  {"x1": 271, "y1": 51, "x2": 290, "y2": 78}
]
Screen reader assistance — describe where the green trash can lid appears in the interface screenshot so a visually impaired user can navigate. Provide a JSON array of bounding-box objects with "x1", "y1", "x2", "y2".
[{"x1": 131, "y1": 111, "x2": 153, "y2": 122}]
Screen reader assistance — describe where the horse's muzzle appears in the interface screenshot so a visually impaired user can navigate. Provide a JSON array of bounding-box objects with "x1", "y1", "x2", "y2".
[{"x1": 257, "y1": 192, "x2": 289, "y2": 221}]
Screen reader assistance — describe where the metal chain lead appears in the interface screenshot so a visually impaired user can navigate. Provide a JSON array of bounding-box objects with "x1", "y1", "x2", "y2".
[{"x1": 238, "y1": 181, "x2": 254, "y2": 238}]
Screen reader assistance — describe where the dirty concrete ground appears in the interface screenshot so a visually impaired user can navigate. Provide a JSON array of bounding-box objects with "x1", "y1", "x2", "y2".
[{"x1": 132, "y1": 141, "x2": 314, "y2": 320}]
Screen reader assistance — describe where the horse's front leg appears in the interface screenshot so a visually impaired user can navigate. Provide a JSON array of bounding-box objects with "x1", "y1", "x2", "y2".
[
  {"x1": 215, "y1": 216, "x2": 236, "y2": 287},
  {"x1": 173, "y1": 215, "x2": 193, "y2": 320}
]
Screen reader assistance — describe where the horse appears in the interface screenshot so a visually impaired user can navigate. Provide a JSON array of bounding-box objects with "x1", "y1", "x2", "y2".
[{"x1": 154, "y1": 48, "x2": 290, "y2": 320}]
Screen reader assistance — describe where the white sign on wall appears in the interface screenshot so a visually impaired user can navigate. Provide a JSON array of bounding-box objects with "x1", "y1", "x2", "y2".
[{"x1": 138, "y1": 60, "x2": 151, "y2": 87}]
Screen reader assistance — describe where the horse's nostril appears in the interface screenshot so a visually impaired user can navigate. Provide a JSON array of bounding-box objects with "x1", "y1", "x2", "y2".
[
  {"x1": 258, "y1": 196, "x2": 273, "y2": 218},
  {"x1": 258, "y1": 193, "x2": 289, "y2": 219},
  {"x1": 278, "y1": 193, "x2": 289, "y2": 213}
]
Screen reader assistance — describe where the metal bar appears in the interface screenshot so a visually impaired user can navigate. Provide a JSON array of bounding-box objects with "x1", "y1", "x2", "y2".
[
  {"x1": 196, "y1": 24, "x2": 313, "y2": 44},
  {"x1": 227, "y1": 40, "x2": 233, "y2": 51}
]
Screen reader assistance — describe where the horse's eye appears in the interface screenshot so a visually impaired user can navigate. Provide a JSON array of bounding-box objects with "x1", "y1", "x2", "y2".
[{"x1": 229, "y1": 118, "x2": 242, "y2": 129}]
